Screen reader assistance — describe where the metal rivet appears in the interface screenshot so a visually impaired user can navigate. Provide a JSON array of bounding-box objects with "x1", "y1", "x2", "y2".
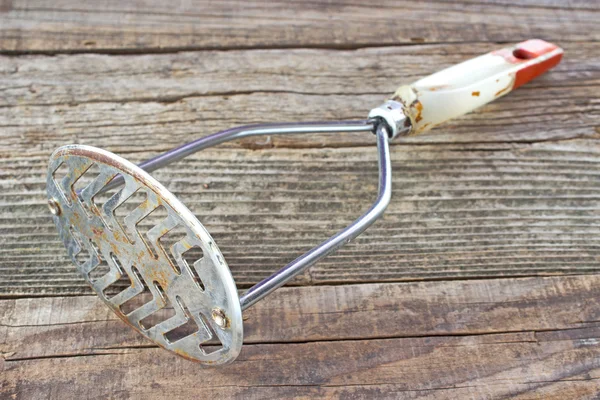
[
  {"x1": 211, "y1": 308, "x2": 228, "y2": 329},
  {"x1": 48, "y1": 198, "x2": 61, "y2": 216}
]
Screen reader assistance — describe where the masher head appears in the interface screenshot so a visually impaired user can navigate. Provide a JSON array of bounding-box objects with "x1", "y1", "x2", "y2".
[{"x1": 46, "y1": 145, "x2": 243, "y2": 365}]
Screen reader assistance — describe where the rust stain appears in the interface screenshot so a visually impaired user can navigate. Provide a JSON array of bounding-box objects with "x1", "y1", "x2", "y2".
[
  {"x1": 113, "y1": 306, "x2": 136, "y2": 327},
  {"x1": 109, "y1": 241, "x2": 121, "y2": 256},
  {"x1": 471, "y1": 91, "x2": 480, "y2": 97},
  {"x1": 112, "y1": 229, "x2": 127, "y2": 243},
  {"x1": 137, "y1": 249, "x2": 147, "y2": 261},
  {"x1": 495, "y1": 85, "x2": 511, "y2": 97},
  {"x1": 427, "y1": 85, "x2": 450, "y2": 91},
  {"x1": 91, "y1": 204, "x2": 101, "y2": 217},
  {"x1": 411, "y1": 99, "x2": 424, "y2": 123},
  {"x1": 147, "y1": 264, "x2": 170, "y2": 289}
]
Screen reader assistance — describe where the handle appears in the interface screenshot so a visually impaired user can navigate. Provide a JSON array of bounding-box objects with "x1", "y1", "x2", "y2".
[{"x1": 370, "y1": 39, "x2": 563, "y2": 138}]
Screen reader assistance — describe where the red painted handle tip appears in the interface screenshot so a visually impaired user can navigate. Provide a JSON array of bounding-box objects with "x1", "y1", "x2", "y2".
[{"x1": 512, "y1": 39, "x2": 563, "y2": 89}]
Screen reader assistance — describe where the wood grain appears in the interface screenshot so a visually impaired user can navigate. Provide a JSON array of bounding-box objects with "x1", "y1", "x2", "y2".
[
  {"x1": 4, "y1": 331, "x2": 600, "y2": 399},
  {"x1": 0, "y1": 0, "x2": 598, "y2": 53},
  {"x1": 2, "y1": 139, "x2": 600, "y2": 295},
  {"x1": 0, "y1": 42, "x2": 597, "y2": 154},
  {"x1": 2, "y1": 275, "x2": 600, "y2": 359},
  {"x1": 2, "y1": 277, "x2": 600, "y2": 399}
]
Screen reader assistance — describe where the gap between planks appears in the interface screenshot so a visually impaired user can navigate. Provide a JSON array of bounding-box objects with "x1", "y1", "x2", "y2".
[
  {"x1": 2, "y1": 275, "x2": 600, "y2": 399},
  {"x1": 2, "y1": 274, "x2": 600, "y2": 359},
  {"x1": 0, "y1": 0, "x2": 598, "y2": 53}
]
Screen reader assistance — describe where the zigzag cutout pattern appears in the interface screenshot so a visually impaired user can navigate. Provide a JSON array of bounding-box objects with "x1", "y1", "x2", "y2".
[
  {"x1": 53, "y1": 157, "x2": 220, "y2": 349},
  {"x1": 48, "y1": 149, "x2": 239, "y2": 363}
]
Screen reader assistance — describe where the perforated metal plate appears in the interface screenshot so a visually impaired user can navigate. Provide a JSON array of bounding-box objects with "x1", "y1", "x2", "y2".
[{"x1": 46, "y1": 145, "x2": 243, "y2": 365}]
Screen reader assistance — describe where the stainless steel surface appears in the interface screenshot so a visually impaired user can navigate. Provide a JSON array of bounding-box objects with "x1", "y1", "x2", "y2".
[
  {"x1": 239, "y1": 124, "x2": 392, "y2": 310},
  {"x1": 47, "y1": 145, "x2": 243, "y2": 365},
  {"x1": 368, "y1": 100, "x2": 412, "y2": 139}
]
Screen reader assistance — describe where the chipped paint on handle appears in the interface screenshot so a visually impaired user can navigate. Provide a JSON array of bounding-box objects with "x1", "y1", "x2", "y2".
[{"x1": 391, "y1": 39, "x2": 563, "y2": 135}]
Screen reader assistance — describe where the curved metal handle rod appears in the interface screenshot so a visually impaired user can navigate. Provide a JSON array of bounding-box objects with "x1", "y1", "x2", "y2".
[
  {"x1": 102, "y1": 120, "x2": 374, "y2": 192},
  {"x1": 239, "y1": 124, "x2": 392, "y2": 310},
  {"x1": 102, "y1": 118, "x2": 390, "y2": 310}
]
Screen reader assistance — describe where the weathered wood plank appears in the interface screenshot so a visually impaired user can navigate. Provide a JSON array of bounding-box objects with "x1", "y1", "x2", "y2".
[
  {"x1": 2, "y1": 140, "x2": 600, "y2": 295},
  {"x1": 0, "y1": 0, "x2": 598, "y2": 53},
  {"x1": 2, "y1": 276, "x2": 600, "y2": 399},
  {"x1": 2, "y1": 276, "x2": 600, "y2": 360},
  {"x1": 0, "y1": 42, "x2": 597, "y2": 154},
  {"x1": 2, "y1": 327, "x2": 600, "y2": 399}
]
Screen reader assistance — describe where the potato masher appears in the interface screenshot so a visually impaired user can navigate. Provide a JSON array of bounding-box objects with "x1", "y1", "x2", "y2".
[{"x1": 46, "y1": 39, "x2": 563, "y2": 365}]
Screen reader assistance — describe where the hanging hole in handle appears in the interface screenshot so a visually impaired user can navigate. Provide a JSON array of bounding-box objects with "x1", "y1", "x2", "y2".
[{"x1": 513, "y1": 48, "x2": 534, "y2": 60}]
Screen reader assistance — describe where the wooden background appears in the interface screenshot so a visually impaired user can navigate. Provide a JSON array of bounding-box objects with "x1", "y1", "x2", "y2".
[{"x1": 1, "y1": 0, "x2": 599, "y2": 398}]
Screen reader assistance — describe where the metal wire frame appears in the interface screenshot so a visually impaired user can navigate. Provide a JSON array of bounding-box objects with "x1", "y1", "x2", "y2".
[{"x1": 109, "y1": 120, "x2": 393, "y2": 310}]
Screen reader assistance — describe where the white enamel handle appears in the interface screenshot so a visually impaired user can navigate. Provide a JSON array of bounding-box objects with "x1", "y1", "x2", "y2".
[{"x1": 376, "y1": 39, "x2": 563, "y2": 136}]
